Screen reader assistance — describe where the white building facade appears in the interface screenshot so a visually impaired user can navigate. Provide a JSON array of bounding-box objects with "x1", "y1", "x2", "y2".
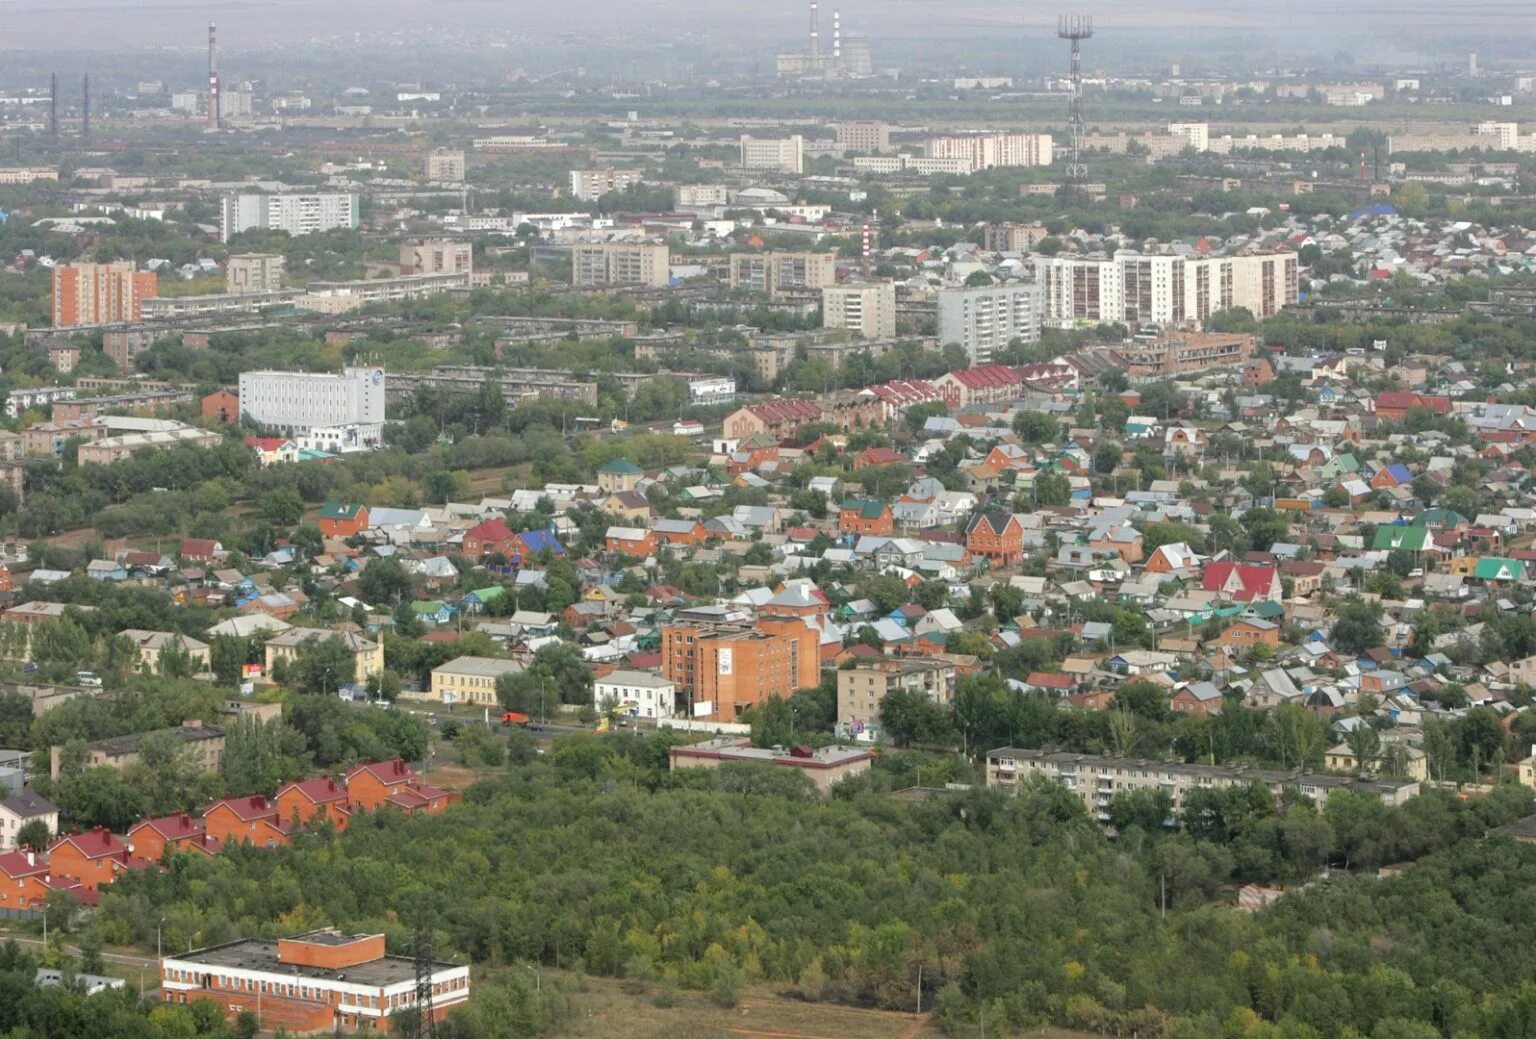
[
  {"x1": 220, "y1": 192, "x2": 360, "y2": 242},
  {"x1": 936, "y1": 281, "x2": 1044, "y2": 365},
  {"x1": 237, "y1": 367, "x2": 385, "y2": 449},
  {"x1": 1031, "y1": 252, "x2": 1299, "y2": 328}
]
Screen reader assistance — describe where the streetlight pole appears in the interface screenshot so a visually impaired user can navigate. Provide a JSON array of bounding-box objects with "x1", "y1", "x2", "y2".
[{"x1": 157, "y1": 920, "x2": 164, "y2": 961}]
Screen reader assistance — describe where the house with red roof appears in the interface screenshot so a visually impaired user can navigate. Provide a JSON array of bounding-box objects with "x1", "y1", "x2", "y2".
[
  {"x1": 723, "y1": 399, "x2": 825, "y2": 440},
  {"x1": 461, "y1": 518, "x2": 519, "y2": 558},
  {"x1": 48, "y1": 828, "x2": 149, "y2": 890},
  {"x1": 1201, "y1": 562, "x2": 1281, "y2": 603},
  {"x1": 343, "y1": 759, "x2": 420, "y2": 812},
  {"x1": 934, "y1": 366, "x2": 1026, "y2": 409},
  {"x1": 853, "y1": 446, "x2": 907, "y2": 470},
  {"x1": 275, "y1": 777, "x2": 354, "y2": 831},
  {"x1": 202, "y1": 795, "x2": 291, "y2": 848},
  {"x1": 0, "y1": 849, "x2": 50, "y2": 911},
  {"x1": 179, "y1": 538, "x2": 222, "y2": 564},
  {"x1": 1375, "y1": 391, "x2": 1451, "y2": 423},
  {"x1": 128, "y1": 813, "x2": 211, "y2": 862}
]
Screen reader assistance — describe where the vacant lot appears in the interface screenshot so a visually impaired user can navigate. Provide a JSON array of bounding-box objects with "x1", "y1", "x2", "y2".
[{"x1": 537, "y1": 974, "x2": 1108, "y2": 1039}]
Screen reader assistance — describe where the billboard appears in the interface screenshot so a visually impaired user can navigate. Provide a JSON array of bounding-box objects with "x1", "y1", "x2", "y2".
[
  {"x1": 692, "y1": 700, "x2": 714, "y2": 718},
  {"x1": 717, "y1": 648, "x2": 733, "y2": 675}
]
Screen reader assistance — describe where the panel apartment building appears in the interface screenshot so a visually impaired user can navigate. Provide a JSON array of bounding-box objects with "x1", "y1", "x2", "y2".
[
  {"x1": 226, "y1": 253, "x2": 285, "y2": 294},
  {"x1": 984, "y1": 748, "x2": 1419, "y2": 825},
  {"x1": 822, "y1": 282, "x2": 897, "y2": 340},
  {"x1": 660, "y1": 620, "x2": 820, "y2": 722},
  {"x1": 569, "y1": 168, "x2": 643, "y2": 201},
  {"x1": 936, "y1": 281, "x2": 1044, "y2": 365},
  {"x1": 237, "y1": 367, "x2": 386, "y2": 448},
  {"x1": 571, "y1": 242, "x2": 671, "y2": 288},
  {"x1": 925, "y1": 133, "x2": 1054, "y2": 171},
  {"x1": 424, "y1": 147, "x2": 466, "y2": 182},
  {"x1": 219, "y1": 192, "x2": 361, "y2": 243},
  {"x1": 837, "y1": 659, "x2": 956, "y2": 738},
  {"x1": 51, "y1": 262, "x2": 159, "y2": 328},
  {"x1": 728, "y1": 252, "x2": 836, "y2": 295},
  {"x1": 1031, "y1": 252, "x2": 1298, "y2": 328}
]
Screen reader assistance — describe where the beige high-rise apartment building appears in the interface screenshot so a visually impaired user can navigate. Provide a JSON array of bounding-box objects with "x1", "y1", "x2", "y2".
[
  {"x1": 226, "y1": 253, "x2": 285, "y2": 294},
  {"x1": 739, "y1": 135, "x2": 805, "y2": 173},
  {"x1": 571, "y1": 242, "x2": 671, "y2": 288},
  {"x1": 400, "y1": 240, "x2": 473, "y2": 276},
  {"x1": 822, "y1": 282, "x2": 896, "y2": 340},
  {"x1": 1031, "y1": 252, "x2": 1299, "y2": 328},
  {"x1": 925, "y1": 133, "x2": 1053, "y2": 170},
  {"x1": 569, "y1": 168, "x2": 643, "y2": 201},
  {"x1": 728, "y1": 252, "x2": 836, "y2": 295},
  {"x1": 424, "y1": 148, "x2": 466, "y2": 182},
  {"x1": 835, "y1": 121, "x2": 891, "y2": 154}
]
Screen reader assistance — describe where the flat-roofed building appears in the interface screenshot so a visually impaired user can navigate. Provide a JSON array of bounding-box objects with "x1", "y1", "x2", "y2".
[
  {"x1": 837, "y1": 659, "x2": 956, "y2": 738},
  {"x1": 984, "y1": 747, "x2": 1419, "y2": 825},
  {"x1": 823, "y1": 282, "x2": 897, "y2": 340},
  {"x1": 936, "y1": 281, "x2": 1043, "y2": 365},
  {"x1": 569, "y1": 168, "x2": 643, "y2": 201},
  {"x1": 728, "y1": 252, "x2": 836, "y2": 295},
  {"x1": 661, "y1": 621, "x2": 820, "y2": 722},
  {"x1": 227, "y1": 253, "x2": 286, "y2": 294},
  {"x1": 424, "y1": 148, "x2": 466, "y2": 182},
  {"x1": 160, "y1": 929, "x2": 469, "y2": 1034},
  {"x1": 739, "y1": 135, "x2": 804, "y2": 173},
  {"x1": 571, "y1": 242, "x2": 670, "y2": 288},
  {"x1": 669, "y1": 737, "x2": 872, "y2": 792},
  {"x1": 835, "y1": 121, "x2": 891, "y2": 153},
  {"x1": 49, "y1": 722, "x2": 224, "y2": 781},
  {"x1": 1120, "y1": 331, "x2": 1257, "y2": 378}
]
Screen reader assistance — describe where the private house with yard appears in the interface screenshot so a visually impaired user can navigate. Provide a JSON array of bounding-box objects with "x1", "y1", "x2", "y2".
[{"x1": 317, "y1": 502, "x2": 369, "y2": 538}]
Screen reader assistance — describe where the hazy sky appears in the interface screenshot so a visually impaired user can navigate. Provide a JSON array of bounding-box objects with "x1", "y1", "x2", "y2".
[{"x1": 0, "y1": 0, "x2": 1528, "y2": 67}]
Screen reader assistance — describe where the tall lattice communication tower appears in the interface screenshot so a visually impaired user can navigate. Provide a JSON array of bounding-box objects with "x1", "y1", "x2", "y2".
[
  {"x1": 409, "y1": 927, "x2": 439, "y2": 1039},
  {"x1": 1057, "y1": 14, "x2": 1094, "y2": 182}
]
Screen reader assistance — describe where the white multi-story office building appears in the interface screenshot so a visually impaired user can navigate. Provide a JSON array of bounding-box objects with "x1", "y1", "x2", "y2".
[
  {"x1": 936, "y1": 281, "x2": 1044, "y2": 365},
  {"x1": 924, "y1": 133, "x2": 1053, "y2": 171},
  {"x1": 739, "y1": 135, "x2": 805, "y2": 173},
  {"x1": 1031, "y1": 252, "x2": 1299, "y2": 328},
  {"x1": 237, "y1": 367, "x2": 385, "y2": 449},
  {"x1": 219, "y1": 192, "x2": 360, "y2": 243},
  {"x1": 822, "y1": 282, "x2": 897, "y2": 340}
]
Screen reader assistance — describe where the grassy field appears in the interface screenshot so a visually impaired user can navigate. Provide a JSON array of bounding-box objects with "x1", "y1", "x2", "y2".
[{"x1": 530, "y1": 972, "x2": 1110, "y2": 1039}]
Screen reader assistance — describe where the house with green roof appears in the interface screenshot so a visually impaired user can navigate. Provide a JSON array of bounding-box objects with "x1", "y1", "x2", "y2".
[
  {"x1": 318, "y1": 502, "x2": 369, "y2": 537},
  {"x1": 1372, "y1": 526, "x2": 1432, "y2": 553},
  {"x1": 1474, "y1": 558, "x2": 1525, "y2": 583},
  {"x1": 597, "y1": 457, "x2": 644, "y2": 494}
]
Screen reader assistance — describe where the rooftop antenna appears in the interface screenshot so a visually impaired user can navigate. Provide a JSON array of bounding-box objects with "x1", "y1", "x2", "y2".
[
  {"x1": 809, "y1": 0, "x2": 821, "y2": 71},
  {"x1": 208, "y1": 22, "x2": 220, "y2": 130},
  {"x1": 1057, "y1": 14, "x2": 1094, "y2": 183}
]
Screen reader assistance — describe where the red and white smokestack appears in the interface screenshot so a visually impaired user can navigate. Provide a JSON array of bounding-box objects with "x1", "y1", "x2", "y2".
[
  {"x1": 833, "y1": 10, "x2": 842, "y2": 63},
  {"x1": 208, "y1": 22, "x2": 220, "y2": 129},
  {"x1": 862, "y1": 221, "x2": 871, "y2": 273},
  {"x1": 809, "y1": 0, "x2": 820, "y2": 68}
]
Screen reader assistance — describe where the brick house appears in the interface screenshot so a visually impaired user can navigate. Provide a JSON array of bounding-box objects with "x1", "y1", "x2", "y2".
[
  {"x1": 1216, "y1": 618, "x2": 1281, "y2": 650},
  {"x1": 839, "y1": 499, "x2": 894, "y2": 536},
  {"x1": 344, "y1": 759, "x2": 457, "y2": 814},
  {"x1": 202, "y1": 795, "x2": 291, "y2": 848},
  {"x1": 127, "y1": 813, "x2": 212, "y2": 862},
  {"x1": 48, "y1": 828, "x2": 148, "y2": 890},
  {"x1": 605, "y1": 526, "x2": 657, "y2": 557},
  {"x1": 317, "y1": 502, "x2": 369, "y2": 538},
  {"x1": 965, "y1": 508, "x2": 1024, "y2": 566},
  {"x1": 461, "y1": 518, "x2": 519, "y2": 558},
  {"x1": 0, "y1": 850, "x2": 50, "y2": 911},
  {"x1": 653, "y1": 518, "x2": 708, "y2": 547},
  {"x1": 275, "y1": 777, "x2": 355, "y2": 831}
]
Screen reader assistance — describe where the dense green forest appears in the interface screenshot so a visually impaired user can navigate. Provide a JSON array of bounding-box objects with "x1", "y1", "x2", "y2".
[{"x1": 76, "y1": 734, "x2": 1536, "y2": 1039}]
